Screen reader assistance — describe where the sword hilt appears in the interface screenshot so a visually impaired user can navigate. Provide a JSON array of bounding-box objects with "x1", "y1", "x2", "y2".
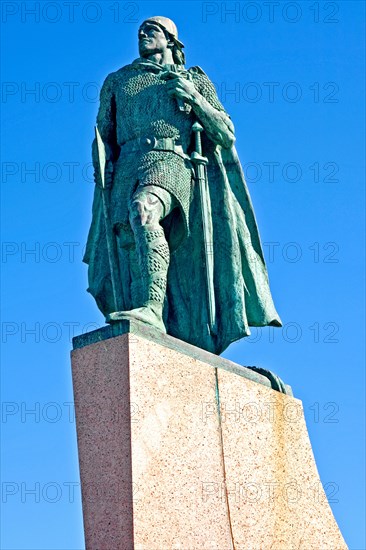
[
  {"x1": 192, "y1": 121, "x2": 203, "y2": 155},
  {"x1": 191, "y1": 122, "x2": 208, "y2": 167},
  {"x1": 162, "y1": 66, "x2": 191, "y2": 112}
]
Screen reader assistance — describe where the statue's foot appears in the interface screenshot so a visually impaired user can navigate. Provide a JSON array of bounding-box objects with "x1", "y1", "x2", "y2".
[{"x1": 107, "y1": 305, "x2": 166, "y2": 334}]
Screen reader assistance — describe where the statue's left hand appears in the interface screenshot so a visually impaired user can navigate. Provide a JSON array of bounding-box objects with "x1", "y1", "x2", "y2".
[{"x1": 165, "y1": 74, "x2": 199, "y2": 104}]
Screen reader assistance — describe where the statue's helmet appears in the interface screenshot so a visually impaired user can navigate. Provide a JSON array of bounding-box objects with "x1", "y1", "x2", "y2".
[{"x1": 141, "y1": 16, "x2": 185, "y2": 49}]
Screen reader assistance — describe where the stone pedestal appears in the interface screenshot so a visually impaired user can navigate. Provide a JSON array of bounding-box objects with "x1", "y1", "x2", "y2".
[{"x1": 71, "y1": 324, "x2": 347, "y2": 550}]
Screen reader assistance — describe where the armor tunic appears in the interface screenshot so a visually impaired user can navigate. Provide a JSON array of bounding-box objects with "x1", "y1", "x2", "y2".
[{"x1": 93, "y1": 58, "x2": 226, "y2": 238}]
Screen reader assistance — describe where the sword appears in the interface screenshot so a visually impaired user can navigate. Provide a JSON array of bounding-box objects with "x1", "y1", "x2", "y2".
[
  {"x1": 191, "y1": 122, "x2": 217, "y2": 335},
  {"x1": 94, "y1": 126, "x2": 123, "y2": 313}
]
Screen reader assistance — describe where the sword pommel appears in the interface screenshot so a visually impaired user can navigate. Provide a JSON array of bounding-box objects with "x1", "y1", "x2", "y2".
[
  {"x1": 192, "y1": 121, "x2": 203, "y2": 133},
  {"x1": 192, "y1": 122, "x2": 205, "y2": 157}
]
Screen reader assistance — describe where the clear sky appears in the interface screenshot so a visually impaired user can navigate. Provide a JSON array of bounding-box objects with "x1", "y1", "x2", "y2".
[{"x1": 1, "y1": 1, "x2": 365, "y2": 549}]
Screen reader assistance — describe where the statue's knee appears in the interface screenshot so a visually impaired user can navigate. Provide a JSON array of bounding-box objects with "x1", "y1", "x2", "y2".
[
  {"x1": 129, "y1": 192, "x2": 162, "y2": 228},
  {"x1": 128, "y1": 197, "x2": 145, "y2": 227}
]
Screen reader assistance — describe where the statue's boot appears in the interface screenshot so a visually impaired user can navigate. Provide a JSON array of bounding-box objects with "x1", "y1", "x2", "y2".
[{"x1": 108, "y1": 225, "x2": 169, "y2": 333}]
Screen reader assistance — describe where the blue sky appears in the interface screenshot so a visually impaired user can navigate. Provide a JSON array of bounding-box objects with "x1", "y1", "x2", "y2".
[{"x1": 1, "y1": 1, "x2": 365, "y2": 548}]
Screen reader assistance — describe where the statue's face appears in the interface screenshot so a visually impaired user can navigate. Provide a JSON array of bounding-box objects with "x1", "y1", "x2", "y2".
[{"x1": 138, "y1": 21, "x2": 170, "y2": 57}]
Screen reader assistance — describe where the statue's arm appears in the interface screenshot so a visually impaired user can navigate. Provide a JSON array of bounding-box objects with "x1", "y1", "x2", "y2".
[
  {"x1": 166, "y1": 67, "x2": 235, "y2": 149},
  {"x1": 92, "y1": 73, "x2": 118, "y2": 187},
  {"x1": 189, "y1": 70, "x2": 235, "y2": 149},
  {"x1": 190, "y1": 94, "x2": 235, "y2": 149}
]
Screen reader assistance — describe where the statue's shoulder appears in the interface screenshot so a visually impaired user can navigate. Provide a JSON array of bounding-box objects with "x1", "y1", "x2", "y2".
[
  {"x1": 189, "y1": 66, "x2": 226, "y2": 113},
  {"x1": 102, "y1": 64, "x2": 135, "y2": 86},
  {"x1": 114, "y1": 64, "x2": 136, "y2": 75},
  {"x1": 101, "y1": 70, "x2": 118, "y2": 90},
  {"x1": 188, "y1": 66, "x2": 209, "y2": 77},
  {"x1": 188, "y1": 66, "x2": 215, "y2": 86}
]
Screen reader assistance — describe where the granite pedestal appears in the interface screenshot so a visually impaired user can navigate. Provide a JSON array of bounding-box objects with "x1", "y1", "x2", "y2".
[{"x1": 71, "y1": 322, "x2": 347, "y2": 550}]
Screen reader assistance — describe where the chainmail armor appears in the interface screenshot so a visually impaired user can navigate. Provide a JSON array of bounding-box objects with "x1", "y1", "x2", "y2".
[
  {"x1": 145, "y1": 229, "x2": 167, "y2": 242},
  {"x1": 135, "y1": 226, "x2": 170, "y2": 305},
  {"x1": 95, "y1": 61, "x2": 228, "y2": 233}
]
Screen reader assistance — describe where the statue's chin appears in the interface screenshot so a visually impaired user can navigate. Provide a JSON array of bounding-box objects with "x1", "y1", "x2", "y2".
[{"x1": 139, "y1": 46, "x2": 162, "y2": 58}]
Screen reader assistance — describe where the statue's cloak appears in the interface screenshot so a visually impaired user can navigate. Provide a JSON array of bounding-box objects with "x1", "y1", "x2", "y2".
[{"x1": 84, "y1": 68, "x2": 282, "y2": 355}]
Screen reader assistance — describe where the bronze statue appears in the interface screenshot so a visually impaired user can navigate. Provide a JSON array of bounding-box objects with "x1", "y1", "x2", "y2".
[{"x1": 84, "y1": 16, "x2": 282, "y2": 354}]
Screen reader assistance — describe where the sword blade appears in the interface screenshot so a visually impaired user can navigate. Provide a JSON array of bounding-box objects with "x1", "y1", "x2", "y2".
[
  {"x1": 198, "y1": 168, "x2": 217, "y2": 334},
  {"x1": 191, "y1": 122, "x2": 217, "y2": 335}
]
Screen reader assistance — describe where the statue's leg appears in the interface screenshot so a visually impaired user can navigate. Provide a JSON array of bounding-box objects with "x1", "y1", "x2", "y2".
[
  {"x1": 129, "y1": 245, "x2": 143, "y2": 308},
  {"x1": 108, "y1": 185, "x2": 174, "y2": 332}
]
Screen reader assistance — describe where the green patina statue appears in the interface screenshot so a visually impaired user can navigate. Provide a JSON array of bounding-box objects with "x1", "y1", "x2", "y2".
[{"x1": 84, "y1": 16, "x2": 282, "y2": 355}]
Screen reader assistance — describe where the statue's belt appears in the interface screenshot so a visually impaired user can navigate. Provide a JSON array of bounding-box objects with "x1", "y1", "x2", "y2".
[{"x1": 120, "y1": 136, "x2": 189, "y2": 159}]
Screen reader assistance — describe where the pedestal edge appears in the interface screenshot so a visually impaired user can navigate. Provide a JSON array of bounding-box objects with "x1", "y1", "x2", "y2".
[{"x1": 72, "y1": 321, "x2": 293, "y2": 396}]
